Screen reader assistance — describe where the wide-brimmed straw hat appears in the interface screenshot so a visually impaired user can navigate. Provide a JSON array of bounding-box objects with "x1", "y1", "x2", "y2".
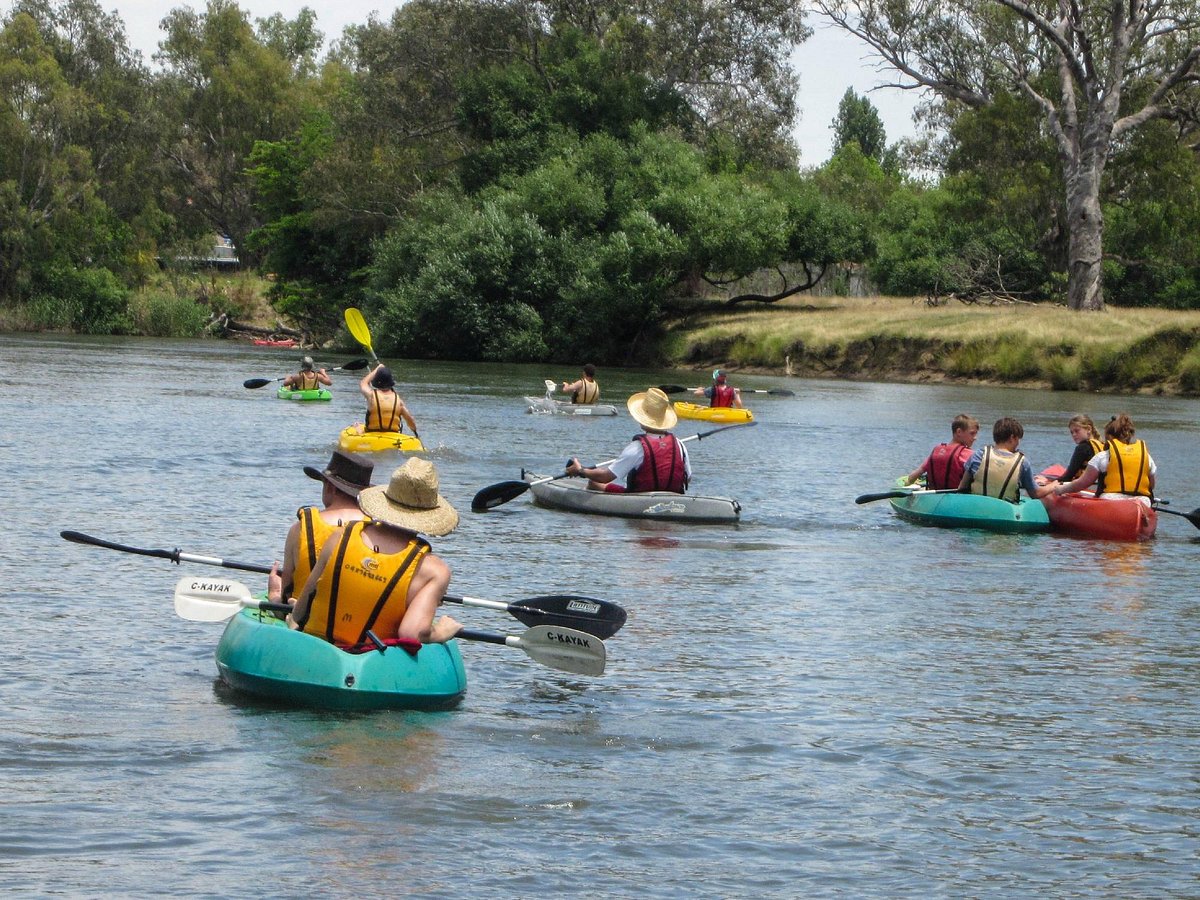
[
  {"x1": 304, "y1": 449, "x2": 374, "y2": 497},
  {"x1": 357, "y1": 458, "x2": 459, "y2": 536},
  {"x1": 627, "y1": 387, "x2": 678, "y2": 432}
]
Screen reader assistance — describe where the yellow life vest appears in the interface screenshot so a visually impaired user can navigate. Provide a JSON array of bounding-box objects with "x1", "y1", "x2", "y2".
[
  {"x1": 1099, "y1": 439, "x2": 1152, "y2": 497},
  {"x1": 298, "y1": 521, "x2": 430, "y2": 646},
  {"x1": 969, "y1": 446, "x2": 1024, "y2": 502},
  {"x1": 366, "y1": 389, "x2": 401, "y2": 432},
  {"x1": 297, "y1": 371, "x2": 319, "y2": 390},
  {"x1": 290, "y1": 506, "x2": 338, "y2": 598},
  {"x1": 573, "y1": 379, "x2": 599, "y2": 404}
]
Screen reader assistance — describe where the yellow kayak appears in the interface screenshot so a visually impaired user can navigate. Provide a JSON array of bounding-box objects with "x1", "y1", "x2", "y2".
[
  {"x1": 672, "y1": 402, "x2": 754, "y2": 424},
  {"x1": 338, "y1": 425, "x2": 425, "y2": 453}
]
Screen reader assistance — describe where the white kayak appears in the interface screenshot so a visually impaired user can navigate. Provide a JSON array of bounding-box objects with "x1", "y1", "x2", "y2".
[
  {"x1": 524, "y1": 396, "x2": 619, "y2": 416},
  {"x1": 523, "y1": 472, "x2": 740, "y2": 523}
]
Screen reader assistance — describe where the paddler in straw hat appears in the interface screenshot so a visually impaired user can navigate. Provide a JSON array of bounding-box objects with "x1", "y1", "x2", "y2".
[
  {"x1": 281, "y1": 458, "x2": 462, "y2": 648},
  {"x1": 565, "y1": 387, "x2": 692, "y2": 494}
]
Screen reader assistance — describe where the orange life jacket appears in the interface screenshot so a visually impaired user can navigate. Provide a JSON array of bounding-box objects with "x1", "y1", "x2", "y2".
[{"x1": 366, "y1": 390, "x2": 401, "y2": 432}]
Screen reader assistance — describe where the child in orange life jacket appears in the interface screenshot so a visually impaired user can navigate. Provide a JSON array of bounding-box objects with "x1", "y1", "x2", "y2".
[
  {"x1": 904, "y1": 413, "x2": 980, "y2": 489},
  {"x1": 693, "y1": 369, "x2": 742, "y2": 409},
  {"x1": 565, "y1": 387, "x2": 692, "y2": 494},
  {"x1": 1054, "y1": 413, "x2": 1157, "y2": 507},
  {"x1": 1049, "y1": 414, "x2": 1105, "y2": 482},
  {"x1": 959, "y1": 416, "x2": 1056, "y2": 501},
  {"x1": 279, "y1": 458, "x2": 462, "y2": 647},
  {"x1": 282, "y1": 356, "x2": 331, "y2": 391},
  {"x1": 267, "y1": 449, "x2": 373, "y2": 604}
]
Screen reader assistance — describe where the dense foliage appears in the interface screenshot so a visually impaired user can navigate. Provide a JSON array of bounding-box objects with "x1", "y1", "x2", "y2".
[{"x1": 3, "y1": 0, "x2": 1200, "y2": 354}]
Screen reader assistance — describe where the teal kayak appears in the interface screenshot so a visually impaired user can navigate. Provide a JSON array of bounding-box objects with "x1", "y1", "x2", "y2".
[
  {"x1": 215, "y1": 608, "x2": 467, "y2": 710},
  {"x1": 277, "y1": 386, "x2": 332, "y2": 401},
  {"x1": 889, "y1": 486, "x2": 1050, "y2": 534}
]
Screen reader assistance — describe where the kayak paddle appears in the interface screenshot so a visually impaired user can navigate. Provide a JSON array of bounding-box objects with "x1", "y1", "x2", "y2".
[
  {"x1": 1152, "y1": 502, "x2": 1200, "y2": 530},
  {"x1": 344, "y1": 307, "x2": 380, "y2": 366},
  {"x1": 657, "y1": 384, "x2": 795, "y2": 397},
  {"x1": 62, "y1": 530, "x2": 625, "y2": 637},
  {"x1": 172, "y1": 578, "x2": 606, "y2": 675},
  {"x1": 471, "y1": 421, "x2": 757, "y2": 512},
  {"x1": 243, "y1": 358, "x2": 368, "y2": 389},
  {"x1": 855, "y1": 487, "x2": 961, "y2": 504}
]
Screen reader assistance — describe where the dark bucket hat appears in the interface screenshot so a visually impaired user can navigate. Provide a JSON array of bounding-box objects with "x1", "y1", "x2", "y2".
[
  {"x1": 371, "y1": 366, "x2": 396, "y2": 389},
  {"x1": 304, "y1": 449, "x2": 374, "y2": 497}
]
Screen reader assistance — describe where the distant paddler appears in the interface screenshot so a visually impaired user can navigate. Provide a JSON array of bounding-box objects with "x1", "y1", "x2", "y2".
[
  {"x1": 566, "y1": 387, "x2": 691, "y2": 493},
  {"x1": 693, "y1": 369, "x2": 743, "y2": 409},
  {"x1": 561, "y1": 363, "x2": 600, "y2": 404},
  {"x1": 349, "y1": 364, "x2": 420, "y2": 441},
  {"x1": 282, "y1": 356, "x2": 331, "y2": 392}
]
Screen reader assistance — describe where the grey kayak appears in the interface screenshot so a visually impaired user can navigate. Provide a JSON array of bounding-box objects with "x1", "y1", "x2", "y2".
[
  {"x1": 523, "y1": 472, "x2": 740, "y2": 523},
  {"x1": 523, "y1": 396, "x2": 619, "y2": 416}
]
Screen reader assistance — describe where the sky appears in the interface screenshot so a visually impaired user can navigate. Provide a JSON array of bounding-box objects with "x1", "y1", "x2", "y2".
[{"x1": 29, "y1": 0, "x2": 923, "y2": 166}]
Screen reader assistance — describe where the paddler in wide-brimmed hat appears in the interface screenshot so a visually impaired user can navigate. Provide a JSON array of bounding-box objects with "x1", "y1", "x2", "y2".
[
  {"x1": 268, "y1": 449, "x2": 374, "y2": 605},
  {"x1": 565, "y1": 387, "x2": 692, "y2": 494},
  {"x1": 284, "y1": 457, "x2": 462, "y2": 649}
]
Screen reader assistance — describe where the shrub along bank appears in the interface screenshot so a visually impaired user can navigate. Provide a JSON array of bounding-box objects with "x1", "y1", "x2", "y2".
[{"x1": 666, "y1": 296, "x2": 1200, "y2": 395}]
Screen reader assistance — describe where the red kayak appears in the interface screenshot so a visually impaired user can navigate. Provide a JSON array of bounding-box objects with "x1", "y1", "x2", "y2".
[
  {"x1": 253, "y1": 338, "x2": 297, "y2": 347},
  {"x1": 1040, "y1": 465, "x2": 1157, "y2": 542}
]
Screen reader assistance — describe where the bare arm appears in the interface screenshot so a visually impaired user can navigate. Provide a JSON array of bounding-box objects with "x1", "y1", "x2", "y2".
[
  {"x1": 566, "y1": 457, "x2": 616, "y2": 484},
  {"x1": 1055, "y1": 466, "x2": 1100, "y2": 496},
  {"x1": 397, "y1": 554, "x2": 460, "y2": 644},
  {"x1": 316, "y1": 368, "x2": 332, "y2": 386}
]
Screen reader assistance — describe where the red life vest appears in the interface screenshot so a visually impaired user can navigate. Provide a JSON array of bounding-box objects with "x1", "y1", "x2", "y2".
[
  {"x1": 927, "y1": 443, "x2": 973, "y2": 490},
  {"x1": 710, "y1": 384, "x2": 736, "y2": 408},
  {"x1": 628, "y1": 434, "x2": 688, "y2": 493}
]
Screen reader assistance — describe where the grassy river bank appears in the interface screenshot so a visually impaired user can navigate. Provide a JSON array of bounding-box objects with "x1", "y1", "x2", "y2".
[{"x1": 664, "y1": 295, "x2": 1200, "y2": 396}]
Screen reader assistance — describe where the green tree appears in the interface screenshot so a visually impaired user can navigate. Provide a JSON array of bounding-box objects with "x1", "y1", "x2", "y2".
[
  {"x1": 817, "y1": 0, "x2": 1200, "y2": 310},
  {"x1": 831, "y1": 88, "x2": 886, "y2": 161},
  {"x1": 155, "y1": 0, "x2": 314, "y2": 263}
]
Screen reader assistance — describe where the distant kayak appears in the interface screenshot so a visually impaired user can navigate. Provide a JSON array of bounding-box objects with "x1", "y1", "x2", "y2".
[
  {"x1": 252, "y1": 338, "x2": 297, "y2": 347},
  {"x1": 524, "y1": 472, "x2": 740, "y2": 523},
  {"x1": 338, "y1": 425, "x2": 424, "y2": 453},
  {"x1": 524, "y1": 396, "x2": 618, "y2": 416},
  {"x1": 216, "y1": 607, "x2": 466, "y2": 710},
  {"x1": 1038, "y1": 465, "x2": 1157, "y2": 541},
  {"x1": 277, "y1": 386, "x2": 331, "y2": 401},
  {"x1": 673, "y1": 402, "x2": 754, "y2": 424}
]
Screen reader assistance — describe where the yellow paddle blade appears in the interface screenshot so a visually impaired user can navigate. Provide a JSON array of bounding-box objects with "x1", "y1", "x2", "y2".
[{"x1": 344, "y1": 307, "x2": 373, "y2": 353}]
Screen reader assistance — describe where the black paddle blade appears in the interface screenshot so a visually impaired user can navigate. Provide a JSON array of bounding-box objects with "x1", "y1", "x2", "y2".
[
  {"x1": 471, "y1": 480, "x2": 531, "y2": 512},
  {"x1": 855, "y1": 490, "x2": 909, "y2": 505},
  {"x1": 243, "y1": 378, "x2": 272, "y2": 389},
  {"x1": 768, "y1": 389, "x2": 796, "y2": 397},
  {"x1": 1157, "y1": 506, "x2": 1200, "y2": 529},
  {"x1": 656, "y1": 384, "x2": 689, "y2": 394},
  {"x1": 340, "y1": 358, "x2": 369, "y2": 371},
  {"x1": 508, "y1": 595, "x2": 627, "y2": 639}
]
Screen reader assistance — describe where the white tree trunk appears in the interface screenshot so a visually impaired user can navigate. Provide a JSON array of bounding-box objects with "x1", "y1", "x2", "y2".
[{"x1": 1063, "y1": 161, "x2": 1105, "y2": 311}]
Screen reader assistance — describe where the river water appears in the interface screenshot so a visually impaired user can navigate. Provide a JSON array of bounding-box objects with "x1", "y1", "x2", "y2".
[{"x1": 2, "y1": 333, "x2": 1198, "y2": 896}]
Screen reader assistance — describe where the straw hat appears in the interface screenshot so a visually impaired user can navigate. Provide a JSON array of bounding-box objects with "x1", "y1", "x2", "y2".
[
  {"x1": 303, "y1": 449, "x2": 374, "y2": 497},
  {"x1": 627, "y1": 387, "x2": 678, "y2": 432},
  {"x1": 357, "y1": 458, "x2": 459, "y2": 536}
]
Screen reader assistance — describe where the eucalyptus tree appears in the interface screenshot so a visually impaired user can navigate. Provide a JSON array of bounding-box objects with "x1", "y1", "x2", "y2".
[
  {"x1": 815, "y1": 0, "x2": 1200, "y2": 311},
  {"x1": 155, "y1": 0, "x2": 317, "y2": 263}
]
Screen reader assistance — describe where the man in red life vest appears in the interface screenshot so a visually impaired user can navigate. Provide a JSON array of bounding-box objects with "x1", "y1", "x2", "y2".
[
  {"x1": 565, "y1": 387, "x2": 691, "y2": 493},
  {"x1": 693, "y1": 369, "x2": 743, "y2": 409}
]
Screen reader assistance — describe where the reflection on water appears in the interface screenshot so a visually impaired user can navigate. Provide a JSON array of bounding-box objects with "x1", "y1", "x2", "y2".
[{"x1": 3, "y1": 333, "x2": 1200, "y2": 895}]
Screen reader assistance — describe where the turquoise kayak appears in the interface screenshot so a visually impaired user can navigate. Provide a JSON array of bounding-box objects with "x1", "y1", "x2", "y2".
[
  {"x1": 889, "y1": 487, "x2": 1050, "y2": 534},
  {"x1": 277, "y1": 386, "x2": 331, "y2": 401},
  {"x1": 215, "y1": 608, "x2": 467, "y2": 710}
]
